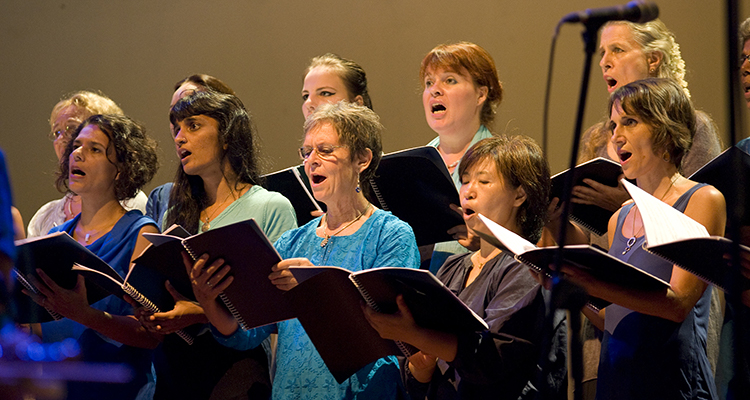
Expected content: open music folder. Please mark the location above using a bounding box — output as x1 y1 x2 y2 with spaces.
624 179 750 294
474 213 670 311
550 157 625 235
286 266 488 383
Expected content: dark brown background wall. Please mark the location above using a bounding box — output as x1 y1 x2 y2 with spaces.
1 0 747 225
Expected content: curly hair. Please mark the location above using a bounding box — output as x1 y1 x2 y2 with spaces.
458 135 550 243
604 20 690 98
166 90 262 233
608 78 695 169
50 91 124 127
303 101 383 186
419 42 503 128
305 53 373 110
56 114 158 201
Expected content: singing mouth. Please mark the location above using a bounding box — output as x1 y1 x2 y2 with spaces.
463 207 476 218
178 149 192 159
605 76 617 90
71 167 86 176
431 103 446 114
618 150 632 163
311 174 326 184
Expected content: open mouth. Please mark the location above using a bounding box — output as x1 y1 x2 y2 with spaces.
311 174 326 184
463 207 476 217
605 77 617 90
178 149 192 159
71 168 86 177
431 103 446 114
618 150 632 163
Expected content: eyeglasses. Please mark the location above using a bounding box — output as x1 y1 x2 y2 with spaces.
49 121 82 141
740 53 750 68
298 144 346 160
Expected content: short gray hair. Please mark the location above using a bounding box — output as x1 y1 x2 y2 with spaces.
303 101 383 183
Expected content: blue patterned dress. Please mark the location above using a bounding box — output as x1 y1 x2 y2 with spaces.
214 209 420 399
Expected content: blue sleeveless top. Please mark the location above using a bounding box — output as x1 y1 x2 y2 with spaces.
598 183 717 400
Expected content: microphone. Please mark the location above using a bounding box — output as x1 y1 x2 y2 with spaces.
562 1 659 25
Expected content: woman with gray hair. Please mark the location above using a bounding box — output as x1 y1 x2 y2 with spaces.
574 19 723 213
190 101 420 399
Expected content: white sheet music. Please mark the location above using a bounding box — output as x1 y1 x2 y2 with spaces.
622 179 708 247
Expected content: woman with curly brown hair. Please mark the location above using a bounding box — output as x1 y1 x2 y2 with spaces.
27 91 149 238
24 113 160 400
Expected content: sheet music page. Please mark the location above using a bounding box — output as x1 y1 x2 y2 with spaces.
477 213 537 255
622 179 708 246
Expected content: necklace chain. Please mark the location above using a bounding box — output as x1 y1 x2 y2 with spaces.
201 190 236 233
471 249 500 270
437 145 463 170
320 204 372 247
622 175 679 255
75 208 125 244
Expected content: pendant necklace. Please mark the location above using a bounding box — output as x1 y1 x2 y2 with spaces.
470 248 501 270
320 203 372 247
201 190 235 233
622 175 678 255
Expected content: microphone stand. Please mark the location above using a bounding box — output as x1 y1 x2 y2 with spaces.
544 21 604 400
724 0 750 395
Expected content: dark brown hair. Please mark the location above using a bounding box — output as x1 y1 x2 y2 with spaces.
166 90 262 234
458 135 550 243
57 114 158 201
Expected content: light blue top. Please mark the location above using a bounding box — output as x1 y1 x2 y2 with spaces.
194 184 297 243
213 209 420 400
426 125 493 273
155 183 297 399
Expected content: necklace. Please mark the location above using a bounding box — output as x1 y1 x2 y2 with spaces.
320 203 372 247
437 145 462 170
65 194 81 219
201 190 235 233
76 210 125 244
470 249 501 270
622 175 679 255
77 227 99 244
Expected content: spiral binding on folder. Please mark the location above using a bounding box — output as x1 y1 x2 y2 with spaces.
220 292 249 331
570 215 606 236
349 275 413 358
183 243 199 261
13 269 63 321
368 179 389 211
122 282 194 345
